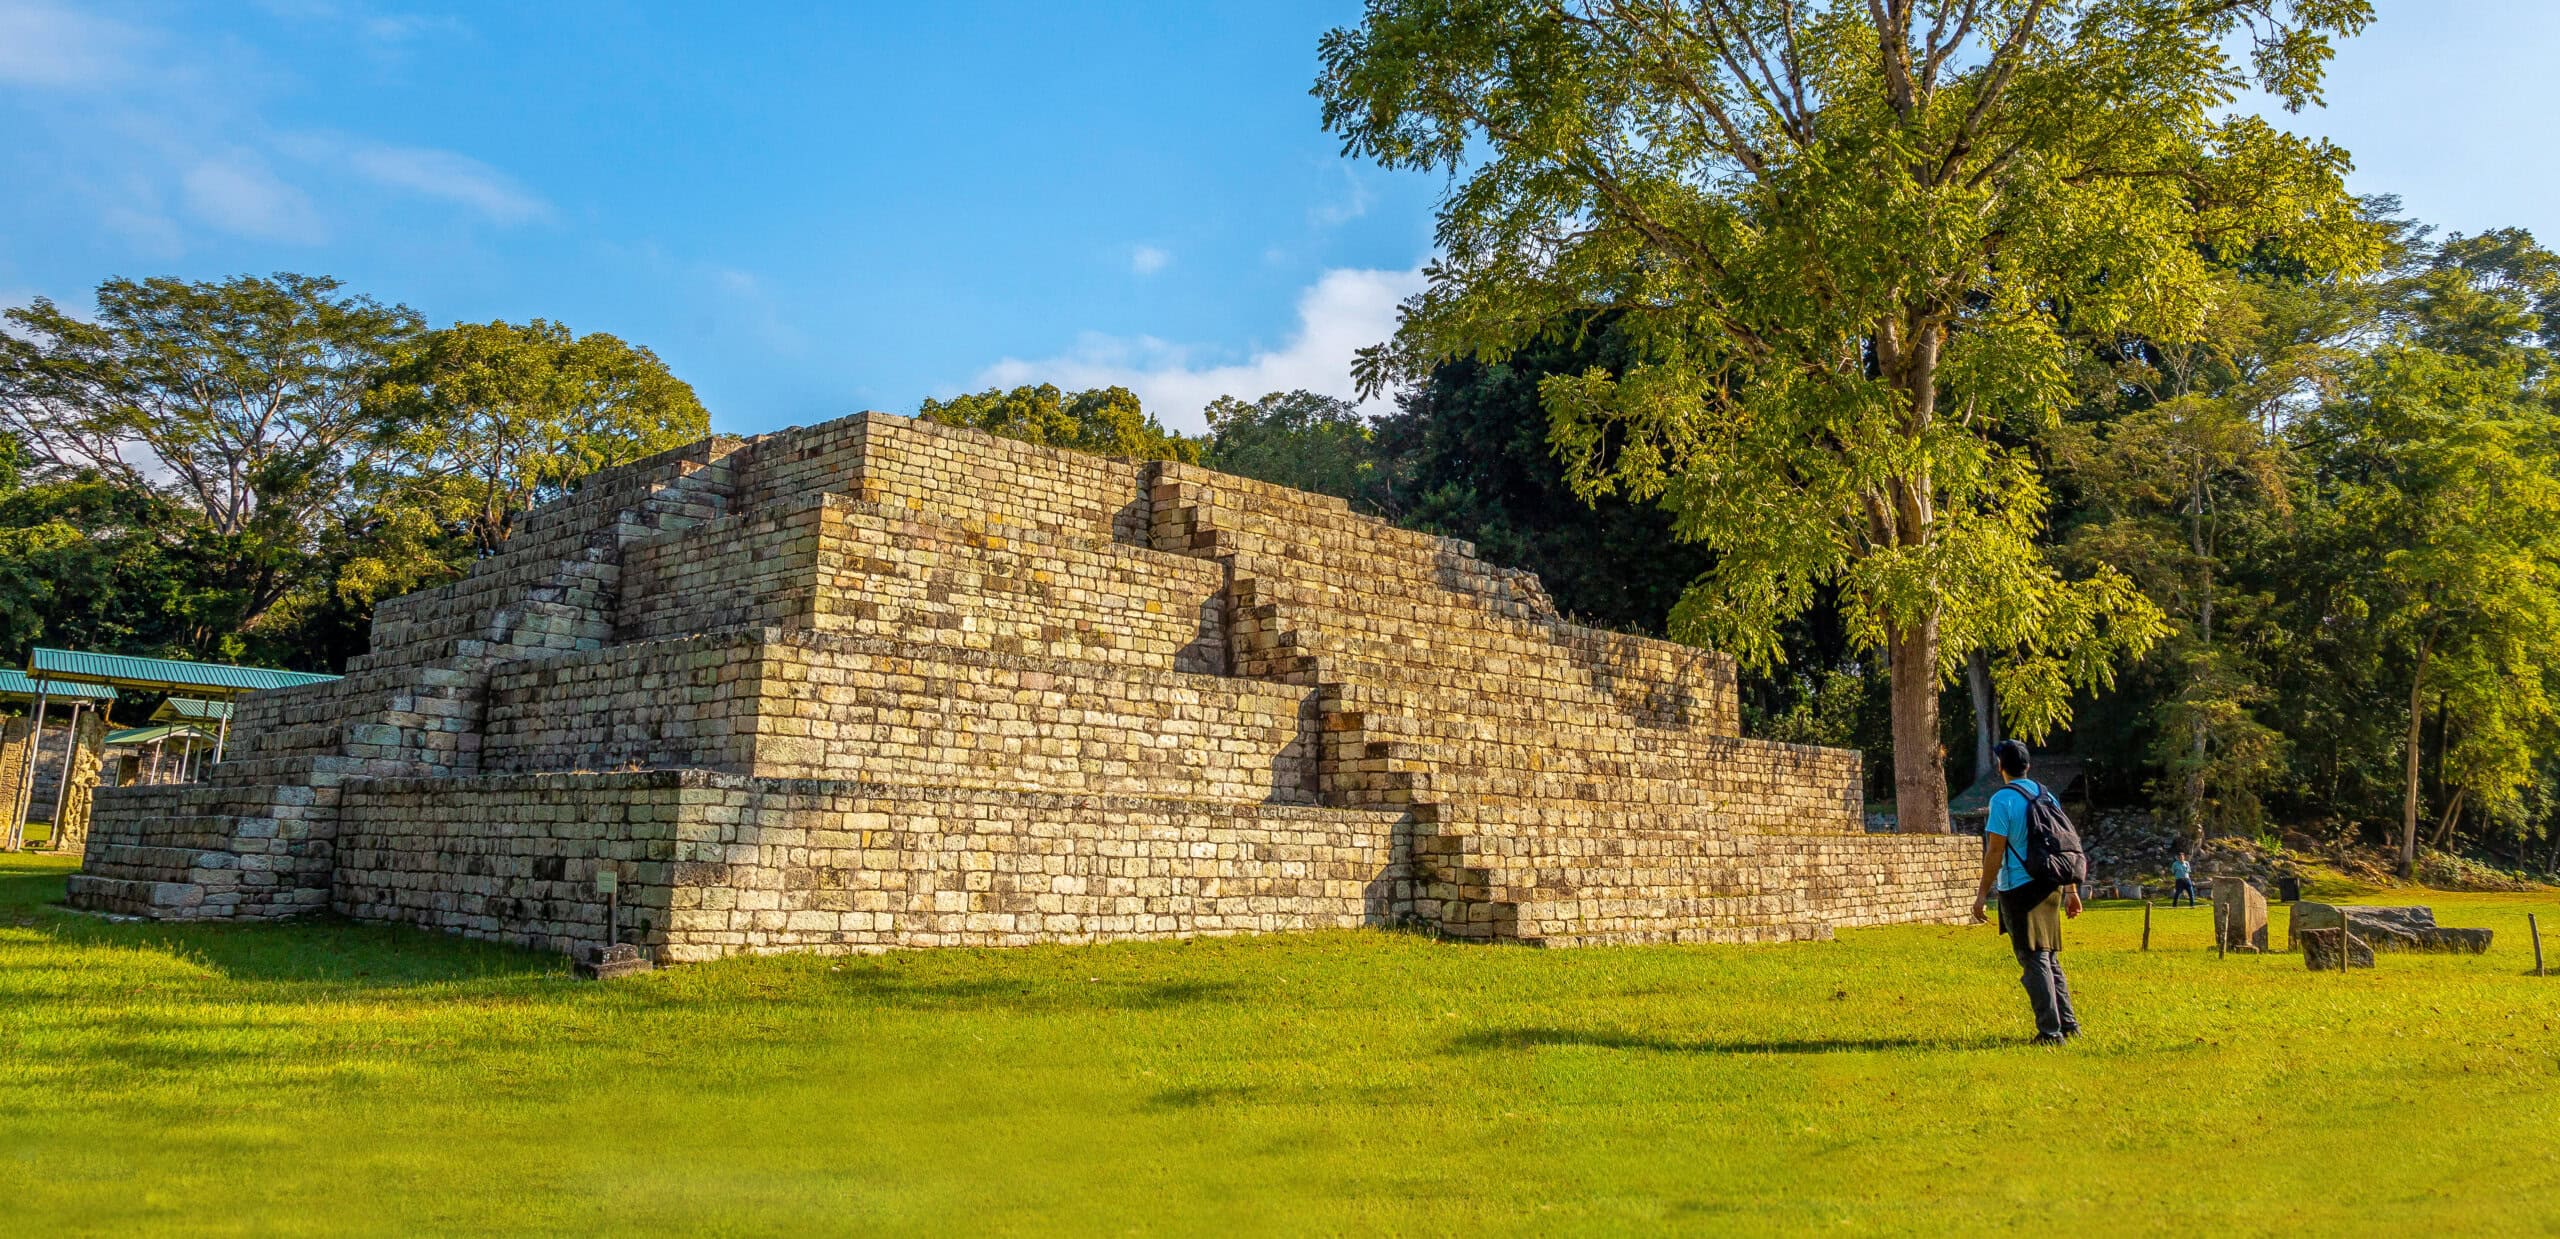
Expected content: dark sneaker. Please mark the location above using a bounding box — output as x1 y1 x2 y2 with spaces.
2029 1033 2070 1046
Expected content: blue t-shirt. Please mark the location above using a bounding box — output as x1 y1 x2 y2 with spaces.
1985 779 2046 893
2171 857 2190 879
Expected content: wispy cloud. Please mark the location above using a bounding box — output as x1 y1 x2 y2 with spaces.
1130 244 1172 276
1311 167 1374 227
252 0 463 46
973 264 1423 433
183 154 325 243
0 1 534 251
0 1 139 89
328 138 551 224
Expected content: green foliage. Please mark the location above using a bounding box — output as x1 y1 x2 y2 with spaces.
0 277 709 671
362 319 710 561
5 852 2555 1233
921 383 1202 463
1378 330 1724 634
0 273 423 643
1202 391 1391 511
0 437 211 660
1318 1 2377 824
2307 232 2560 871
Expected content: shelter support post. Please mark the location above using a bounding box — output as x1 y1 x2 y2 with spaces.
47 701 85 846
6 686 44 852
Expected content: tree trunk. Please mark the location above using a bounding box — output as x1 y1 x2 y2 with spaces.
1965 650 1996 786
2429 784 2466 849
2187 470 2212 846
2399 637 2432 879
1891 615 1950 834
1880 318 1946 834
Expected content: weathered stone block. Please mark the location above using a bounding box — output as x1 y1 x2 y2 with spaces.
2214 878 2270 952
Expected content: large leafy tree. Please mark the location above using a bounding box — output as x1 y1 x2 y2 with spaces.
1318 0 2375 831
2057 270 2361 841
1204 390 1396 512
1376 328 1720 633
362 320 710 559
2308 230 2560 876
0 273 422 638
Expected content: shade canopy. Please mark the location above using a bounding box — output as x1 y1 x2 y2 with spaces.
0 669 117 705
105 723 216 747
26 648 337 697
151 697 236 724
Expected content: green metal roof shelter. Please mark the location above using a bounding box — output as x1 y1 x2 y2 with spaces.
151 697 235 725
0 669 116 704
106 722 216 747
0 668 114 852
27 648 337 696
8 650 340 851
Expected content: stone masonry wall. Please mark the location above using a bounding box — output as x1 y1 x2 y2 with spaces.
330 770 1410 960
76 406 1973 959
482 629 1318 803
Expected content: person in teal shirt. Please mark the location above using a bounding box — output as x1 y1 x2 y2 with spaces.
1970 740 2083 1044
2170 851 2196 907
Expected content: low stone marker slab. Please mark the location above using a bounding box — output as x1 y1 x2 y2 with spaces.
576 942 654 980
2286 903 2492 954
2301 926 2373 971
2213 877 2269 952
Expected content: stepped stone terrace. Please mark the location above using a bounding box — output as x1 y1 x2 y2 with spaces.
69 412 1972 961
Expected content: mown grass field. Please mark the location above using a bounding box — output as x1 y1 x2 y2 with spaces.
3 852 2555 1236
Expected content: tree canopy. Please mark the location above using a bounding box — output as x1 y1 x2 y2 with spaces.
921 383 1201 462
1318 0 2377 831
0 276 708 669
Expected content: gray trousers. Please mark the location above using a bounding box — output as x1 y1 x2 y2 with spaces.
2000 885 2081 1039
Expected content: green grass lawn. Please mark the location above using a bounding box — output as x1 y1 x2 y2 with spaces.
3 853 2555 1237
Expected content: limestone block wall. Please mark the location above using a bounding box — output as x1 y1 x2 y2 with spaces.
328 771 1410 960
67 780 338 919
650 774 1411 960
481 629 1320 804
335 773 686 957
1155 466 1738 732
745 633 1314 800
481 632 765 773
734 412 1153 544
621 493 1227 671
616 498 829 642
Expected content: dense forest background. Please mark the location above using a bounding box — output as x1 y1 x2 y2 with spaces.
4 201 2557 878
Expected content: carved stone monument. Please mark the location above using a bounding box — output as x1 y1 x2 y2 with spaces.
2214 877 2270 952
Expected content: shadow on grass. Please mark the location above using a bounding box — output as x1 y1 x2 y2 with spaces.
1448 1026 2011 1056
821 970 1248 1014
1145 1084 1261 1110
1 863 565 991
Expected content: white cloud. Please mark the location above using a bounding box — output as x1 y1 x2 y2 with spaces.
0 1 136 89
1130 244 1171 276
1311 168 1374 227
183 155 324 242
974 264 1425 433
336 140 551 224
2 4 533 252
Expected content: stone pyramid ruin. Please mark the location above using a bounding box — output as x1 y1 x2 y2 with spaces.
71 413 1971 961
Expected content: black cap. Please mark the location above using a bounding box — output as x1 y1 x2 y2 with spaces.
1993 739 2031 777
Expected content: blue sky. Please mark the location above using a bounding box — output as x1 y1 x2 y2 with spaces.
2 1 2552 436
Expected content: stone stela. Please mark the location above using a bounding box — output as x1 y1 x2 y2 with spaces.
69 413 1975 962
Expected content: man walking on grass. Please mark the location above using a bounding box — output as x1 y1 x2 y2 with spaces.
1970 740 2084 1044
